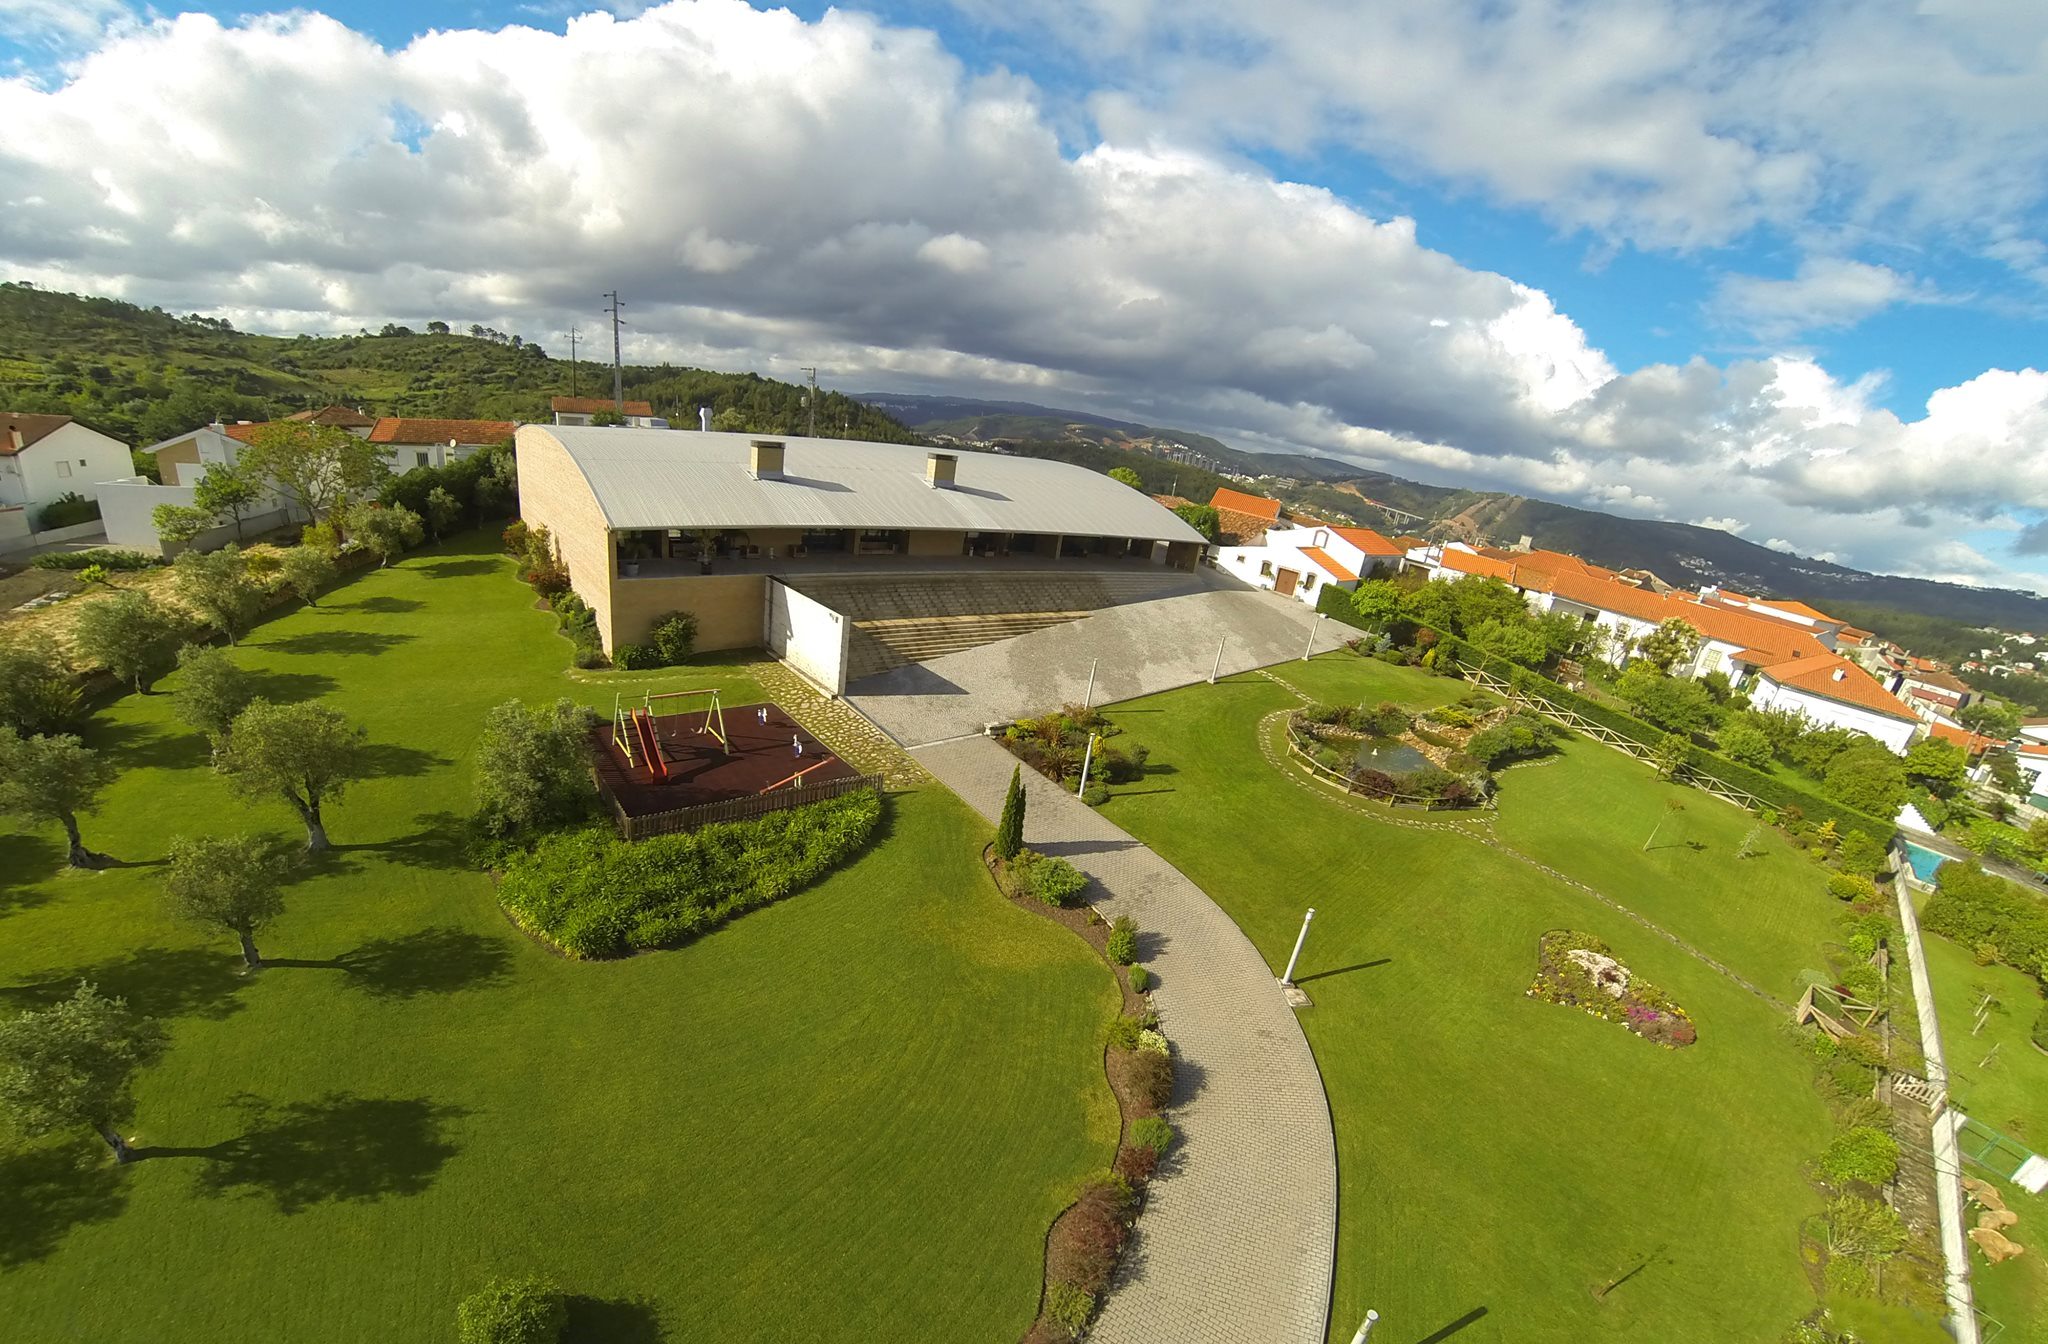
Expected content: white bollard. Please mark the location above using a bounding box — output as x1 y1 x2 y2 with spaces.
1084 657 1098 709
1281 907 1316 985
1349 1310 1379 1343
1078 733 1097 796
1209 638 1226 684
1302 612 1326 661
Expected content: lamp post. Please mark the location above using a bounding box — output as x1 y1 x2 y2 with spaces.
1078 732 1098 797
1302 613 1325 661
1349 1310 1380 1343
1084 657 1098 709
1280 907 1316 986
1209 637 1226 684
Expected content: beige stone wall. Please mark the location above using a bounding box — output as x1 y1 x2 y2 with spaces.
514 426 618 645
906 529 966 557
612 574 766 652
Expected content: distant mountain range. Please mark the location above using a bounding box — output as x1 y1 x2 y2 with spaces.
857 392 2048 633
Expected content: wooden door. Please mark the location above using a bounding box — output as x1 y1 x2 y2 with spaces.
1275 568 1299 596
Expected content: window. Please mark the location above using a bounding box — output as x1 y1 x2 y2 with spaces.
55 461 70 477
1259 560 1273 577
416 451 430 467
1303 573 1317 592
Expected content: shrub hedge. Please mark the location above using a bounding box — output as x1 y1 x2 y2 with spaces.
1437 636 1895 840
1921 860 2048 984
31 546 161 571
498 789 882 957
35 491 100 530
1011 848 1089 907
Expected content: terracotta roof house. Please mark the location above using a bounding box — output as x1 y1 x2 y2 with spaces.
0 412 132 550
285 405 377 429
1205 485 1287 546
369 418 517 471
1218 523 1406 604
550 396 659 428
1747 653 1920 754
1928 721 1999 756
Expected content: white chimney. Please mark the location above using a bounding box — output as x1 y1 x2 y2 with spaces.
1833 668 1846 681
7 426 21 452
925 452 957 490
750 439 786 480
699 405 712 432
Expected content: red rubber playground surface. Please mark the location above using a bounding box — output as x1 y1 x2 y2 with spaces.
591 701 857 817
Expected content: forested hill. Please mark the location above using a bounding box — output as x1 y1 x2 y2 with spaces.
0 282 916 447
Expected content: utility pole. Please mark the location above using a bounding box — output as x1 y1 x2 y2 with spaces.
801 366 818 437
567 327 580 398
602 290 625 410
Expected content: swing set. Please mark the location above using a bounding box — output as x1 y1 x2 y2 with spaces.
612 688 731 782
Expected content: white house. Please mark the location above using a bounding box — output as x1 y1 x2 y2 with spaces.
550 396 659 428
2015 743 2048 806
1219 523 1406 603
0 413 131 549
367 418 518 472
1746 653 1921 754
2021 717 2048 746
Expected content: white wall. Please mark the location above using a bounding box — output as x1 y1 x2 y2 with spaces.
765 578 851 695
1750 677 1919 754
17 423 130 514
97 477 297 556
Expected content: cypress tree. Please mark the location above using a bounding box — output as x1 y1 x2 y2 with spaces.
995 765 1026 860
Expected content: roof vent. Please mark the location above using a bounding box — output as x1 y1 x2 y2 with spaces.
925 452 957 490
750 439 786 481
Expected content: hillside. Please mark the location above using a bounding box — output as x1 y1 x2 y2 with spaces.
0 282 916 448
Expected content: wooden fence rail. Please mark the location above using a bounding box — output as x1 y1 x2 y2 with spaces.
1284 724 1492 812
1457 662 1766 814
601 772 884 841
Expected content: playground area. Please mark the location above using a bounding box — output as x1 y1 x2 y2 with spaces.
593 690 863 830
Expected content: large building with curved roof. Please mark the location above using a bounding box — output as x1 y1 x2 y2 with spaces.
515 426 1208 660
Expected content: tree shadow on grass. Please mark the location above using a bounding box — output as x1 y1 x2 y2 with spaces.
263 630 415 657
564 1295 666 1343
358 742 450 778
0 832 59 917
338 927 512 1000
416 558 499 579
0 946 250 1022
342 596 424 613
241 668 340 704
189 1093 468 1214
86 719 211 773
0 1140 129 1268
335 810 470 870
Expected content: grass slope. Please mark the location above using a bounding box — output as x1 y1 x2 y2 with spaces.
1097 657 1837 1343
0 534 1117 1342
1916 926 2048 1341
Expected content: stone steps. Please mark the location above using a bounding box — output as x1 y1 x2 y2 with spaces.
847 611 1095 680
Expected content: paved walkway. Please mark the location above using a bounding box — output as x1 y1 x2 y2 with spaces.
915 735 1336 1344
850 587 1333 747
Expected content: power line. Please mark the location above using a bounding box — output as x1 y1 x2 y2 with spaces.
602 291 626 410
567 327 580 398
800 365 818 437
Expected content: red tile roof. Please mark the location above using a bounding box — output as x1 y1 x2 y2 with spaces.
1209 486 1281 520
1 413 72 455
1905 667 1971 694
221 421 272 444
2019 742 2048 758
1757 654 1919 722
368 418 517 445
552 396 655 417
1929 722 1998 755
1298 546 1359 582
1749 596 1840 623
1331 526 1405 557
285 405 376 428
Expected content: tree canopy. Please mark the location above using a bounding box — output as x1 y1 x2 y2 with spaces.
214 700 371 851
0 729 120 867
472 698 598 836
162 834 290 969
173 544 263 644
0 982 166 1162
169 644 254 746
238 422 389 528
345 501 424 567
72 590 185 692
0 640 81 737
1823 745 1909 820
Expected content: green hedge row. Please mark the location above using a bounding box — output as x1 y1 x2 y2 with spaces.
499 789 882 958
1316 582 1374 631
1922 860 2048 984
1436 636 1896 841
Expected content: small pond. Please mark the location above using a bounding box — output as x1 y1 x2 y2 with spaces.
1351 736 1430 775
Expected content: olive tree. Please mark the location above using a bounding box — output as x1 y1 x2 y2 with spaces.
237 421 389 530
214 700 370 851
0 640 80 737
345 501 424 568
278 543 338 607
162 834 288 969
0 982 165 1163
473 698 598 836
0 729 119 867
1107 466 1143 489
72 590 185 692
169 644 254 748
173 544 263 645
424 485 463 541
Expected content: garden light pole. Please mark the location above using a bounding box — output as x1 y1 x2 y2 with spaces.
1209 637 1225 684
1280 906 1315 986
1349 1310 1380 1344
1302 613 1325 661
1078 732 1098 796
1084 657 1098 709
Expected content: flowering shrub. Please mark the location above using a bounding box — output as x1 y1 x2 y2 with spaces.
1529 929 1696 1048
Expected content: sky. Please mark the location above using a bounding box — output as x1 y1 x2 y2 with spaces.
2 1 2047 594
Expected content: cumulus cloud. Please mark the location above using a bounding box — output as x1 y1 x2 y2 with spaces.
1711 258 1951 341
1 1 2046 593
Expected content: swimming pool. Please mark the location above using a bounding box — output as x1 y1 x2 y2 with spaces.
1903 839 1948 884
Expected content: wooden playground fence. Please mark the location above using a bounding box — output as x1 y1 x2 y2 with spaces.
599 770 883 841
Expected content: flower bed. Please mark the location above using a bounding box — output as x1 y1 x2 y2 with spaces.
1527 929 1696 1048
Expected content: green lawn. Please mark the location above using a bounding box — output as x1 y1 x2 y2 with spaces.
0 535 1119 1342
1916 922 2048 1342
1098 656 1845 1344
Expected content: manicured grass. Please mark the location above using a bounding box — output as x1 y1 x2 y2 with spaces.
1098 655 1838 1344
0 535 1119 1342
1916 923 2048 1342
